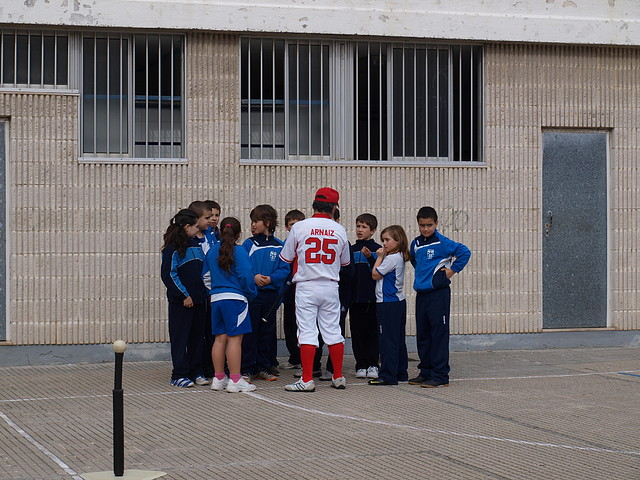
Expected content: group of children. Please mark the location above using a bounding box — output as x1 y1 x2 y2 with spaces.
160 198 471 393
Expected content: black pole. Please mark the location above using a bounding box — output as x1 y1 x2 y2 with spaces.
113 342 125 477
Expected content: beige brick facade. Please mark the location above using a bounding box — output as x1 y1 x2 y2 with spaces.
1 33 638 345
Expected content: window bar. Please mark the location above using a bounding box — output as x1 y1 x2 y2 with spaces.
413 44 417 160
0 29 4 85
93 35 97 154
120 36 124 155
40 33 44 88
470 47 474 162
284 41 289 160
26 33 31 87
13 32 18 86
379 42 383 161
320 43 323 157
402 44 406 160
53 33 58 86
170 36 174 156
296 42 300 158
307 42 311 158
246 40 251 159
386 44 393 162
259 39 263 161
458 47 462 161
367 43 371 161
436 46 440 158
1 32 4 85
425 46 429 160
272 40 276 160
145 36 150 159
354 44 359 161
157 36 161 158
106 36 110 154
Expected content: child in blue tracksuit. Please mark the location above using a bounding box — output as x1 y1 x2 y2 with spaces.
409 206 471 388
350 213 382 379
202 217 258 393
203 199 221 247
161 209 210 388
241 205 290 381
368 225 410 386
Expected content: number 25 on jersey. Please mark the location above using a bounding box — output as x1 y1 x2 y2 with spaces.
305 237 338 264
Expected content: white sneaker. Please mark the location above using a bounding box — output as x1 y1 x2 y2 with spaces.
284 378 316 392
355 369 367 378
225 377 256 393
319 370 333 381
194 375 211 386
210 376 228 391
281 362 301 370
366 366 379 379
331 376 347 389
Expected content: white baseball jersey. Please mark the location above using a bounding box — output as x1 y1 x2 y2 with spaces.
279 214 351 283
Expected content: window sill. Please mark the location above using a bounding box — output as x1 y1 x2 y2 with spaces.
78 157 188 165
239 159 486 167
0 87 79 95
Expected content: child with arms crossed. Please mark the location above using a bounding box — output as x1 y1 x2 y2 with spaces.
368 225 410 386
241 205 290 381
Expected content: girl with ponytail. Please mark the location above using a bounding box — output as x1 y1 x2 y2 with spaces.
160 209 210 388
202 217 258 393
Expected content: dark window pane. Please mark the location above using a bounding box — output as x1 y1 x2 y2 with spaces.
2 34 15 84
16 35 28 84
43 36 55 85
56 36 68 85
29 35 42 85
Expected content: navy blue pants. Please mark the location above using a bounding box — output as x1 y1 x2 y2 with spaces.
349 302 379 370
168 301 206 380
376 300 408 384
415 287 451 384
242 290 278 374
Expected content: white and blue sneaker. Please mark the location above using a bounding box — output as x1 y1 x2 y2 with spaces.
170 377 194 388
284 378 316 392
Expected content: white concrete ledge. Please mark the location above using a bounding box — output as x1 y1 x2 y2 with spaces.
1 0 640 46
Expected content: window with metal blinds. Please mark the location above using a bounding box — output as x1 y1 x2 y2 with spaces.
81 33 184 160
241 39 482 163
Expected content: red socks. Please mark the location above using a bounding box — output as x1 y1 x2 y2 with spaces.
300 344 316 383
328 343 344 379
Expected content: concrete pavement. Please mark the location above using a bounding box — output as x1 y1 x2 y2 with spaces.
1 347 639 479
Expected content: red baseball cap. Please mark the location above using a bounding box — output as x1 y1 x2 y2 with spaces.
314 187 340 205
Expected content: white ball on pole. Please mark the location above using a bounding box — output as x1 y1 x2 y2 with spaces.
113 340 127 354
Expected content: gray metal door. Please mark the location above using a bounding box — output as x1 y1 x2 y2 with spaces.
542 131 608 329
0 122 5 340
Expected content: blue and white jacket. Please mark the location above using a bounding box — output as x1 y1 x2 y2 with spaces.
242 234 291 293
351 238 381 304
375 252 406 303
161 239 208 305
202 243 258 301
410 230 471 293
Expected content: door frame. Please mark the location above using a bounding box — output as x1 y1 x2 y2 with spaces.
540 127 612 330
0 119 8 342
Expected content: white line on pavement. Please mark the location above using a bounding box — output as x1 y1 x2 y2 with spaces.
246 392 640 457
0 410 84 480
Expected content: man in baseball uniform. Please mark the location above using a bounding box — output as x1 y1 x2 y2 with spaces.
279 188 351 392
